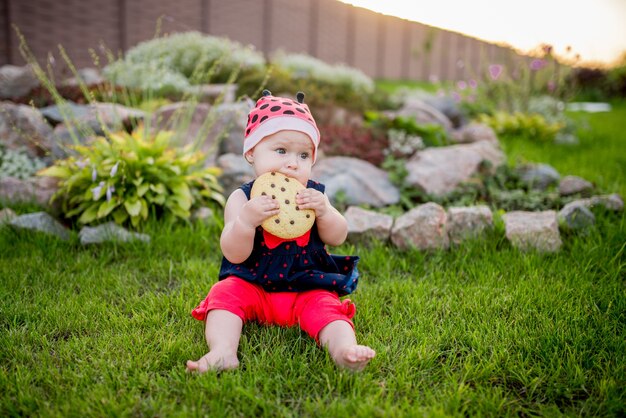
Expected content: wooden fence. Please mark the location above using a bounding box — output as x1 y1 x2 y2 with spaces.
1 0 529 81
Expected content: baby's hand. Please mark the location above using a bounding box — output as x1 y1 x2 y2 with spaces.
296 188 330 218
239 195 280 228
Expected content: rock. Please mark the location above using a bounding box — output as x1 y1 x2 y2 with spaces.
0 65 39 99
191 206 216 223
151 100 251 167
10 212 70 240
216 153 255 197
560 193 624 213
345 206 393 244
558 203 595 231
0 101 54 158
405 140 506 197
312 156 400 207
446 205 493 244
0 207 17 224
390 202 449 250
517 163 560 191
451 122 498 144
558 175 594 196
183 84 237 103
40 101 145 135
62 68 104 87
386 97 454 132
78 222 150 245
421 94 465 128
0 176 59 210
502 210 562 252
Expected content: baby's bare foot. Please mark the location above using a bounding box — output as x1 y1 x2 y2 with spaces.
334 345 376 371
186 351 239 373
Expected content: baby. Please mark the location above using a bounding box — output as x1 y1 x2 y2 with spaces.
187 90 375 372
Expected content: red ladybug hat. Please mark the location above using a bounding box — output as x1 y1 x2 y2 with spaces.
244 90 320 162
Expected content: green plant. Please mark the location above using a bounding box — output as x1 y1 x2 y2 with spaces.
0 145 46 180
39 126 224 228
365 111 449 151
478 111 563 142
103 31 265 97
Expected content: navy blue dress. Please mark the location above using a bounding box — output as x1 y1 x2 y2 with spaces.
218 180 359 296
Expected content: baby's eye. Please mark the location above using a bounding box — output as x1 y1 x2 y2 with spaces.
299 152 310 160
275 148 286 154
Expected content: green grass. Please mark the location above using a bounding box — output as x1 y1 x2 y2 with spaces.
498 100 626 199
1 105 625 417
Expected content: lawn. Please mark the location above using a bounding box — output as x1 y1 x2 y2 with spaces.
1 103 625 417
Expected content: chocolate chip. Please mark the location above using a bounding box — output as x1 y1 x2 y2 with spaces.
271 183 275 188
281 187 285 192
290 220 295 225
272 195 276 199
295 206 300 211
274 219 280 224
285 199 290 204
306 214 310 218
284 178 290 182
261 192 267 196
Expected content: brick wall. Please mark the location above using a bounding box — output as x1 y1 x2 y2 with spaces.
1 0 524 82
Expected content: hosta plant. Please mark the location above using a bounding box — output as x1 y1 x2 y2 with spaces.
39 126 224 229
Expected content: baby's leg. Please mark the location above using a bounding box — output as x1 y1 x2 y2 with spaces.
318 320 376 371
186 309 242 373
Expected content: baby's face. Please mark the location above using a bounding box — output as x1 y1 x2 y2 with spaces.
246 130 314 186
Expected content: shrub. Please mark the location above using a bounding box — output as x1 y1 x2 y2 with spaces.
365 111 449 154
103 32 266 96
478 111 563 142
39 126 224 229
0 145 46 180
318 124 388 166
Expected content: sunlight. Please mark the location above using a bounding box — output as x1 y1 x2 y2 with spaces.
339 0 626 66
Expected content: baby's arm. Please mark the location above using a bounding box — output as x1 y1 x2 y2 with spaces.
220 189 280 263
296 189 347 246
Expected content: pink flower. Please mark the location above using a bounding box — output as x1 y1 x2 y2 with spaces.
488 64 503 80
530 59 546 71
451 92 461 103
456 80 467 90
469 79 478 89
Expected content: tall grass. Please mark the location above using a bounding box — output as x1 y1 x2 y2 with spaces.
1 104 624 416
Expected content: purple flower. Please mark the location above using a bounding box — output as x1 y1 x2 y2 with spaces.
106 185 115 202
488 64 503 80
530 59 546 71
92 166 97 182
92 181 105 199
110 161 119 177
456 80 468 90
469 79 478 89
451 92 462 103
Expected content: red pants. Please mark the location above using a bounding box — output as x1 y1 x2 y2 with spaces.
192 276 356 342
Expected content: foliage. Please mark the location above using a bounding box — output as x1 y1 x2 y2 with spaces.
39 126 224 229
272 52 374 95
566 51 626 101
318 124 388 166
365 111 449 154
103 32 265 96
0 145 46 180
478 111 563 142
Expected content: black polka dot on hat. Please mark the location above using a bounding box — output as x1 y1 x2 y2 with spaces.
283 110 295 115
260 104 269 110
296 108 305 113
251 114 258 123
270 106 281 112
260 115 268 122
